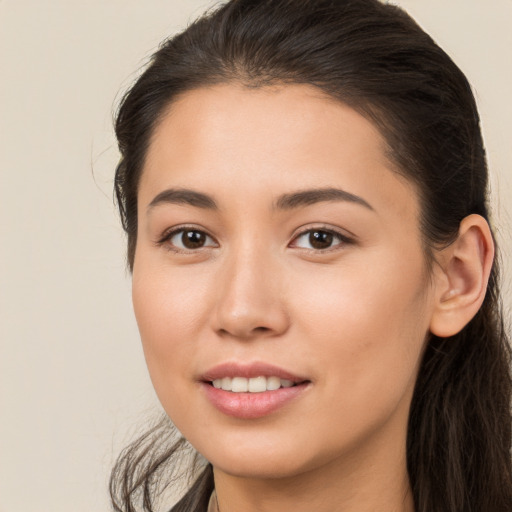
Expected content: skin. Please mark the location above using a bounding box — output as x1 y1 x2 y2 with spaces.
132 83 477 512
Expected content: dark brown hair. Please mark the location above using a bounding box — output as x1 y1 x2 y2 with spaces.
111 1 512 510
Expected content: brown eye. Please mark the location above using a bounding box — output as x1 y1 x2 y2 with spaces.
292 228 352 251
308 230 334 249
182 230 206 249
167 229 216 251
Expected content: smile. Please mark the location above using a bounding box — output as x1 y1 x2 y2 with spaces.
211 376 296 393
201 362 310 419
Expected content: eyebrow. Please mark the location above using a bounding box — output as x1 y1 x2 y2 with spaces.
147 186 374 213
274 187 374 211
147 188 218 212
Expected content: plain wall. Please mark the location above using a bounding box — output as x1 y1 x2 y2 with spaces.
1 1 510 511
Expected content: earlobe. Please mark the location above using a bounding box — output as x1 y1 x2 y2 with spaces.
429 214 494 338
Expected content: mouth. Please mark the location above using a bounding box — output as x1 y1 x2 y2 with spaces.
200 362 310 419
209 376 305 393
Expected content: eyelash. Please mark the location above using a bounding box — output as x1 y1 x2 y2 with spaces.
155 225 218 254
155 225 355 254
290 226 355 252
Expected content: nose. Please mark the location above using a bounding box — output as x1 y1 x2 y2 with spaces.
212 248 290 340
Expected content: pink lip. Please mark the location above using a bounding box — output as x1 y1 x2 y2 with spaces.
200 362 310 420
201 361 307 382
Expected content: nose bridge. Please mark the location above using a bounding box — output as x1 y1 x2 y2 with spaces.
214 236 289 339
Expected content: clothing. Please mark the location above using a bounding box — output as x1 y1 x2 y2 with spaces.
207 491 219 512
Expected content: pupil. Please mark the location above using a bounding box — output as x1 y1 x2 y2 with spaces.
182 230 205 249
309 230 333 249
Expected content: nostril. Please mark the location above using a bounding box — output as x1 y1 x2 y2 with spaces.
214 300 290 339
254 326 271 333
217 325 271 338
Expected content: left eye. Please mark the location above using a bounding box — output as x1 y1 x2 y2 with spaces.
168 229 217 250
292 229 349 250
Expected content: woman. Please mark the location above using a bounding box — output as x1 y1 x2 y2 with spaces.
110 0 512 511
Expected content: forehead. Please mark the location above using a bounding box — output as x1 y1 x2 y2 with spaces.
145 83 388 172
140 83 417 221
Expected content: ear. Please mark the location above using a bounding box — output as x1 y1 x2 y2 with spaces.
429 214 494 338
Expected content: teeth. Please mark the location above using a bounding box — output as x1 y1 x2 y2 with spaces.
211 376 298 392
267 376 281 391
231 377 248 392
221 377 232 391
248 376 266 392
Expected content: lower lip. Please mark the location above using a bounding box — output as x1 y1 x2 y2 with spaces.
202 382 309 419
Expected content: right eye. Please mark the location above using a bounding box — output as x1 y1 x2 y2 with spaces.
161 228 217 251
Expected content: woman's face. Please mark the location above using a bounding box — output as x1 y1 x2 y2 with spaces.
133 84 436 479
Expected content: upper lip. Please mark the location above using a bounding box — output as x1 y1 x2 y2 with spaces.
201 361 309 383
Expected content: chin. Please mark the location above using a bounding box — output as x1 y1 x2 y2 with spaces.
211 454 309 480
197 435 328 481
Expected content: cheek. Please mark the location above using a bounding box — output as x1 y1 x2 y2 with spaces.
297 251 428 329
131 255 214 390
133 252 211 330
292 250 431 393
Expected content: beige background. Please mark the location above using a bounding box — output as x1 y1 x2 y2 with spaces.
0 1 510 511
